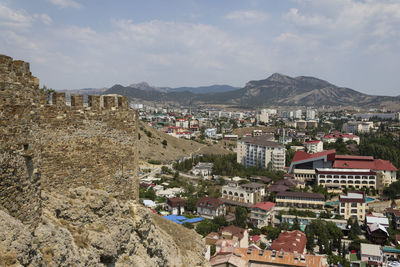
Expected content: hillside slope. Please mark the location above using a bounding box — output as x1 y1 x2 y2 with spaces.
138 122 231 163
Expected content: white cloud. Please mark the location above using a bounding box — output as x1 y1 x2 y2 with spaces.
225 10 269 23
0 3 32 29
46 0 83 9
33 14 53 25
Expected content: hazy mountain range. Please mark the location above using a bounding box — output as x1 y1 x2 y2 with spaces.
65 73 400 107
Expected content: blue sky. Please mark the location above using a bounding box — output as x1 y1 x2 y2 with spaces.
1 0 400 95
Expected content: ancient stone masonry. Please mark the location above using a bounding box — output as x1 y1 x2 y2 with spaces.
0 55 138 226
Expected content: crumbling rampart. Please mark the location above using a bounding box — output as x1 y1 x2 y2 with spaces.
0 55 138 226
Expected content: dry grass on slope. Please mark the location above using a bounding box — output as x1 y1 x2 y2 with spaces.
137 122 233 163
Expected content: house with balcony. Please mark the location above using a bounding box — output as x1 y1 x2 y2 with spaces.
196 197 226 219
360 243 383 265
250 201 275 227
221 182 266 205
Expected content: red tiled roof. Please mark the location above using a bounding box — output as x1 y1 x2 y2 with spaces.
270 230 307 254
303 140 321 144
335 155 374 161
252 202 275 211
292 149 336 163
251 235 261 242
333 159 398 171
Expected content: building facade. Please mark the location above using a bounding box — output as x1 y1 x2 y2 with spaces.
237 136 285 171
221 182 266 204
275 191 325 209
250 202 275 227
316 168 377 192
339 192 367 221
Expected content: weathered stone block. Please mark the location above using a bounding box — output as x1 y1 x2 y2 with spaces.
71 94 84 107
52 92 66 107
88 95 100 109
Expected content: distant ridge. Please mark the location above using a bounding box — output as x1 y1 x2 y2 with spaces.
99 73 400 107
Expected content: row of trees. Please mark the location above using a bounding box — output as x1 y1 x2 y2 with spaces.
173 153 284 181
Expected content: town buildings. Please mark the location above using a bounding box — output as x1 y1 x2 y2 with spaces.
250 201 275 227
339 192 367 220
271 230 307 254
275 192 325 209
221 182 266 205
303 140 323 153
166 197 186 215
237 136 286 170
196 197 226 219
360 243 383 265
192 162 214 179
316 168 377 192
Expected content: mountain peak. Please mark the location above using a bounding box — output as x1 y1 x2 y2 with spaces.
266 73 294 83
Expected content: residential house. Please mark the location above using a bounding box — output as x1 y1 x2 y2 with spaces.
196 197 226 219
219 225 249 248
191 162 213 179
367 223 389 245
166 197 185 215
360 243 383 266
250 201 276 227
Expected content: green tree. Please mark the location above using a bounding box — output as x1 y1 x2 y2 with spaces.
195 220 219 237
182 222 194 229
234 207 248 228
186 196 198 212
212 216 228 228
261 226 281 241
161 139 168 146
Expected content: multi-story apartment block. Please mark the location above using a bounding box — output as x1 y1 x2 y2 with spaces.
237 136 285 171
306 109 316 120
303 140 323 153
221 182 266 204
316 168 377 192
339 192 367 221
342 121 373 133
295 109 302 119
275 191 325 209
257 109 269 124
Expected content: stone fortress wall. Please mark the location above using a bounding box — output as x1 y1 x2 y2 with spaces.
0 55 138 226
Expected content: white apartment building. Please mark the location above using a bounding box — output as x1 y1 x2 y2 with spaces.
257 109 269 124
306 109 316 120
303 140 323 153
295 109 302 119
237 136 285 171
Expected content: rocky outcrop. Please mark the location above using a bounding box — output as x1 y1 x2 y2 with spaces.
0 187 207 267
